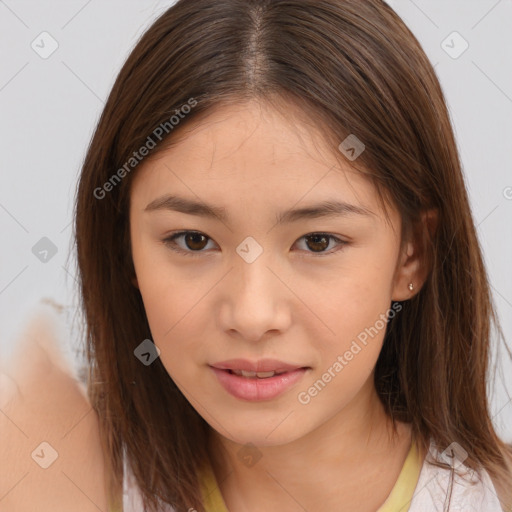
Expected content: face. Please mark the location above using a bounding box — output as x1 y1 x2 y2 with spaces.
129 99 410 447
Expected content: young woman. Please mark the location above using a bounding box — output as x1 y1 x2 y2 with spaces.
74 1 512 510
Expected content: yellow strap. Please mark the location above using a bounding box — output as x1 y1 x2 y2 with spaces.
377 439 422 512
199 460 229 512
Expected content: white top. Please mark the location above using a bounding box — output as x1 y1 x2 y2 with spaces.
123 440 504 511
407 442 504 511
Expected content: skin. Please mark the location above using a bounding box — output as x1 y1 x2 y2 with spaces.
129 99 432 511
0 304 108 512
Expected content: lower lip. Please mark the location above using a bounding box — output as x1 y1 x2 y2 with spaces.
210 367 308 401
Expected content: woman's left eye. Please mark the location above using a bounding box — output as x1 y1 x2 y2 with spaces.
162 231 347 257
294 233 347 255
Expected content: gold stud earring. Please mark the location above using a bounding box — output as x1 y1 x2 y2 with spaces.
408 283 414 291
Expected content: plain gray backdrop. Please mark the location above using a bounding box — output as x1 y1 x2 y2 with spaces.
0 0 511 441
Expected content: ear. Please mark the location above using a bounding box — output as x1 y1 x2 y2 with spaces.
391 208 438 301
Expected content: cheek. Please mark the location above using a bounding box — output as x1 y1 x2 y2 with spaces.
137 274 203 348
131 233 197 334
136 279 206 388
306 258 396 395
317 266 393 349
299 285 390 412
132 254 212 380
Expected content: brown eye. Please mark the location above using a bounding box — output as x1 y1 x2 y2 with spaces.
183 232 208 250
162 231 215 256
304 234 330 252
294 233 347 255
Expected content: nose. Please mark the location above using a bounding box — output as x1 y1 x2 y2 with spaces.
219 252 292 343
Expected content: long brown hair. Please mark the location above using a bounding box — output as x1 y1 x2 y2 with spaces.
74 1 512 510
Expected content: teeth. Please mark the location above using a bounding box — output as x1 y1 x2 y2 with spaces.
231 369 280 378
255 371 276 378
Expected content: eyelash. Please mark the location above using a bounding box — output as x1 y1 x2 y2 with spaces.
161 230 348 258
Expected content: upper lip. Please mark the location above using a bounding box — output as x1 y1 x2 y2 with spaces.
210 358 308 373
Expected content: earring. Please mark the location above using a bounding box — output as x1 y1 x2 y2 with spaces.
408 283 414 291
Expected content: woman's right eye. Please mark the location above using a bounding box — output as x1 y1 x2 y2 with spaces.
162 231 217 257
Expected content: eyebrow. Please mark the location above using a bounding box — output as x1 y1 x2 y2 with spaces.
144 194 375 225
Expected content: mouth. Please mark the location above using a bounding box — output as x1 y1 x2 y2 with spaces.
209 364 310 401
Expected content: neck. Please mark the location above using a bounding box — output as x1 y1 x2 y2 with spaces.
206 379 413 512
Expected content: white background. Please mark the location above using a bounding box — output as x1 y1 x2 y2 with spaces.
0 0 511 441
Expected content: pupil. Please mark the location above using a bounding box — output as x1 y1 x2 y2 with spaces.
307 234 328 252
186 233 207 250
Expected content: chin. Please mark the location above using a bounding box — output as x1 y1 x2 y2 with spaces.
210 413 310 448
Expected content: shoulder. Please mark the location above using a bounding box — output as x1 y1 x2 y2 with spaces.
0 304 108 511
409 440 504 512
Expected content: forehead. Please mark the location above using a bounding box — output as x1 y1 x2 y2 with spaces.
130 100 393 224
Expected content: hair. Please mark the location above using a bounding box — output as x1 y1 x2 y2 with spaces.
74 0 512 510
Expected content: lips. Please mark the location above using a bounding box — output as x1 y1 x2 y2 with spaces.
209 359 311 400
210 364 309 401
